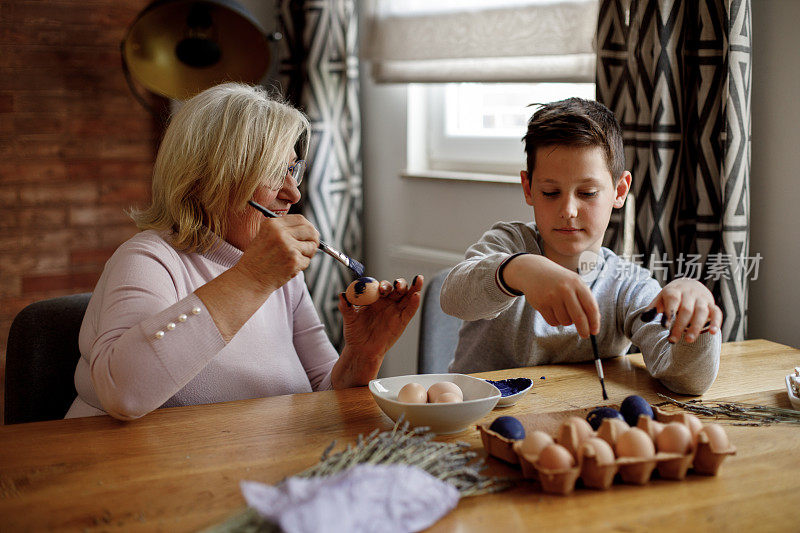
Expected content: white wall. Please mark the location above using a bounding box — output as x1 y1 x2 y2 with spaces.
360 0 800 379
748 0 800 349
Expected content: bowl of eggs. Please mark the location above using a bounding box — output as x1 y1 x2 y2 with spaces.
368 373 502 434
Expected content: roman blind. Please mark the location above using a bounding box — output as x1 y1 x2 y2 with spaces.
364 0 599 83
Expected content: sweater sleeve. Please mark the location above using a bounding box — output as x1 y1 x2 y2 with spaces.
440 222 533 321
79 239 228 420
290 275 338 391
619 275 721 395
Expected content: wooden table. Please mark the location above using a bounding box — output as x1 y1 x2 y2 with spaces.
1 339 798 532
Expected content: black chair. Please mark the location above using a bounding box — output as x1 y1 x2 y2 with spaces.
4 293 91 424
417 269 462 374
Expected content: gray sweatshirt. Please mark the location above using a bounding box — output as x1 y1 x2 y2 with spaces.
440 221 720 395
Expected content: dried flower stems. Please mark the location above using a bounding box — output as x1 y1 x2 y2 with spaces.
656 393 800 426
296 417 512 496
203 417 512 533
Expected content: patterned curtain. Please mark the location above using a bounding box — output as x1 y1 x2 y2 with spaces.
276 0 362 348
597 0 752 341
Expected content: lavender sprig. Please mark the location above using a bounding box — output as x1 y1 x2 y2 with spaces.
204 417 512 533
656 393 800 426
295 416 512 495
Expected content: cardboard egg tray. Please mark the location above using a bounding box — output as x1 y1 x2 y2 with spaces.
477 405 736 495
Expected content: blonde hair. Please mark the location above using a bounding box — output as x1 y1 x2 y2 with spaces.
130 83 310 252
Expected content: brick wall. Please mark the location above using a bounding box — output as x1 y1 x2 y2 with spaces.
0 0 161 417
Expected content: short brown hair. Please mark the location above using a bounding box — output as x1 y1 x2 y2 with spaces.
523 97 624 182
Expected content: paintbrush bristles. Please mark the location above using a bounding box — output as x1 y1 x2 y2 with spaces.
349 258 365 278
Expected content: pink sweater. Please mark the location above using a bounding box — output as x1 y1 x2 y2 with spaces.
66 230 337 420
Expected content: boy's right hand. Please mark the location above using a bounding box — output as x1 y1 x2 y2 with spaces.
502 254 600 338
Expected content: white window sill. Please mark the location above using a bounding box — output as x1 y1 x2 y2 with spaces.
401 169 520 185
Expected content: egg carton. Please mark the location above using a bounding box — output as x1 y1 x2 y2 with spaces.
477 405 736 495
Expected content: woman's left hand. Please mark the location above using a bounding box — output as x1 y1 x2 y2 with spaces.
331 275 424 389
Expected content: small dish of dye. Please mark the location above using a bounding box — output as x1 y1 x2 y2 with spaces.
485 377 533 407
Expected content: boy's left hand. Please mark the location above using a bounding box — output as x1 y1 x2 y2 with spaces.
647 278 723 344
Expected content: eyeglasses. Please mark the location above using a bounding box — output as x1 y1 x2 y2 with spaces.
287 160 306 185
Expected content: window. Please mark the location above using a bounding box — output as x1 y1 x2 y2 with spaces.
366 0 600 180
408 82 596 178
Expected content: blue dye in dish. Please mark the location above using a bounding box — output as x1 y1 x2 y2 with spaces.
485 377 533 397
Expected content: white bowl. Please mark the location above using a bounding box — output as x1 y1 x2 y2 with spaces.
369 373 501 434
786 374 800 410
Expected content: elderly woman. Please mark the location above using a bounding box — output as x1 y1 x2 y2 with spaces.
66 83 422 420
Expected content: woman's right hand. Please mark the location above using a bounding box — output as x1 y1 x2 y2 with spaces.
196 214 319 342
234 215 320 294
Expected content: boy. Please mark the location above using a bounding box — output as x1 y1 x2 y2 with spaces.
440 98 722 395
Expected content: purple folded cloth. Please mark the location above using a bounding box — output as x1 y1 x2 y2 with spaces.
241 463 460 533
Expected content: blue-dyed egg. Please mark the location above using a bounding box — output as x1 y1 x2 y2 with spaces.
345 277 380 305
585 407 625 431
488 416 526 440
620 395 654 426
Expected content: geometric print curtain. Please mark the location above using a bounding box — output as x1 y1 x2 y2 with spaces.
597 0 752 341
277 0 363 348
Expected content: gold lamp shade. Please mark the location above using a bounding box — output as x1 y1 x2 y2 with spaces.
122 0 271 101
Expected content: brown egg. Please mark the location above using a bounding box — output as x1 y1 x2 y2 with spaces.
427 382 464 403
435 392 462 403
578 437 616 465
615 428 656 458
636 417 665 441
537 443 575 470
519 431 554 457
699 423 730 451
655 422 693 454
557 416 594 445
345 277 380 306
397 382 427 404
597 417 629 449
676 412 703 442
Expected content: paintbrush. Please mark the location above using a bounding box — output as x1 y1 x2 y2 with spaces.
590 333 608 400
577 267 608 400
248 200 365 278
